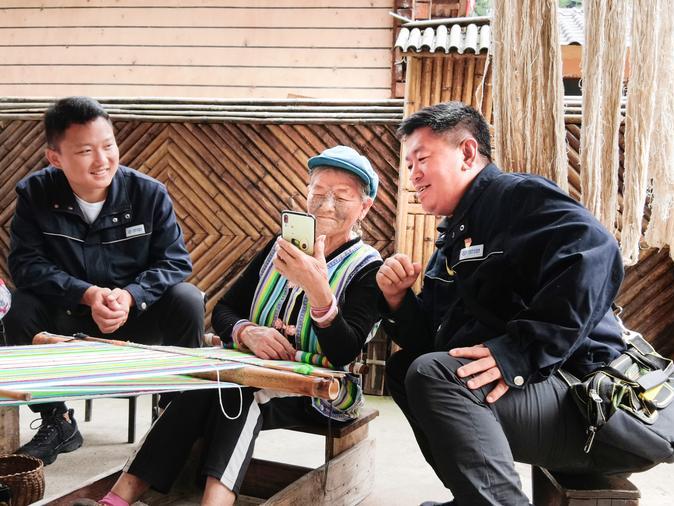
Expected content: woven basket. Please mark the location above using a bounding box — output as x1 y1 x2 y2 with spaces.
0 454 45 506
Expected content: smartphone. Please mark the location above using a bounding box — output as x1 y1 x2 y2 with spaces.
281 210 316 255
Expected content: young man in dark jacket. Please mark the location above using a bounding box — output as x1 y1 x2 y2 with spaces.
3 96 204 465
377 102 650 505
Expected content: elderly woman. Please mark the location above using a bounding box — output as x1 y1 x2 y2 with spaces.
85 145 383 506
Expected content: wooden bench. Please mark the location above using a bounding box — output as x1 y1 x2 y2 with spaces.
532 466 640 506
38 406 379 505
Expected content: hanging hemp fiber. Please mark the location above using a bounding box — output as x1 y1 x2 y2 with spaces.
621 0 663 265
579 0 628 233
492 0 568 191
643 0 674 259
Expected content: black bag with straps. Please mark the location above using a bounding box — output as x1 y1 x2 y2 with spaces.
559 318 674 467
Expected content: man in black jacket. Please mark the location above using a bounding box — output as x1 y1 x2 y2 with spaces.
377 102 642 505
3 96 204 465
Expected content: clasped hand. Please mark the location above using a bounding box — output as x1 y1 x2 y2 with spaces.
450 344 509 403
82 286 133 334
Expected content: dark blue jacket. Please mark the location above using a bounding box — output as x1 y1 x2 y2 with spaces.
383 164 626 388
8 165 192 312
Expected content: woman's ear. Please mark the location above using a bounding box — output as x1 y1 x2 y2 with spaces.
360 197 374 220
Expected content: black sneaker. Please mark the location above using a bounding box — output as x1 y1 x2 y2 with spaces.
16 408 83 465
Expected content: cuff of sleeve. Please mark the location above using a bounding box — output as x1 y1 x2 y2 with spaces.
484 335 532 389
67 280 94 310
380 289 416 324
124 284 148 312
232 319 253 350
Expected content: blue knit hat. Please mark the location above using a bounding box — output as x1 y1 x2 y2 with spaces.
307 145 379 199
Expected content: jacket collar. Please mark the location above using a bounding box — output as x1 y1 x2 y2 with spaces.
99 166 131 217
50 166 131 218
437 163 501 245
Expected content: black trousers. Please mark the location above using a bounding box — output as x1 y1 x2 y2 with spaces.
125 389 339 495
2 282 205 414
386 350 650 506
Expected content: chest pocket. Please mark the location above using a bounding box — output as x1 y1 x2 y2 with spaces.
96 223 153 278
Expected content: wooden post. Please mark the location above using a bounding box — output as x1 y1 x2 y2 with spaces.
0 406 19 454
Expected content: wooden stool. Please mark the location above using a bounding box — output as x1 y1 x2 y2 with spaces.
532 466 640 506
41 406 379 505
237 406 379 504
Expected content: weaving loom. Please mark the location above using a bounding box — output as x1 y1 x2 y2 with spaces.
0 332 343 405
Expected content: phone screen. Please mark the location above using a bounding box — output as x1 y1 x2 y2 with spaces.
281 211 316 255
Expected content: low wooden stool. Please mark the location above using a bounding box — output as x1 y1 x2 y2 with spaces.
238 406 379 505
532 466 640 506
41 406 379 505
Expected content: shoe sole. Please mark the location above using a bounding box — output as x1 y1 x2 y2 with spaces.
38 431 84 465
56 430 84 454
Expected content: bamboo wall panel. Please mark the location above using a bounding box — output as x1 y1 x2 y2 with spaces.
395 52 674 358
0 0 394 99
0 119 399 333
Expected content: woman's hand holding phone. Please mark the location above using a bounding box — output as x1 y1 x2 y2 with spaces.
274 235 332 308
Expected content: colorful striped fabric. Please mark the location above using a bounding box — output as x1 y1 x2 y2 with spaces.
0 341 339 406
4 375 218 406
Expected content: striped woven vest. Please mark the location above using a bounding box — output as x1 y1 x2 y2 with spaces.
249 238 381 420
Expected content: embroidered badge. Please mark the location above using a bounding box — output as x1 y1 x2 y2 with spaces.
125 224 146 237
459 244 484 261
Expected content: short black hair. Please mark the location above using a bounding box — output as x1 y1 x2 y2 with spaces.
44 96 111 149
397 102 492 161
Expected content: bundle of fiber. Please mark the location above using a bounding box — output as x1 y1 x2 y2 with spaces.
621 0 665 265
492 0 568 191
579 0 628 234
643 1 674 260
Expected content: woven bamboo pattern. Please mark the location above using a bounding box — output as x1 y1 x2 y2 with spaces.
0 119 399 331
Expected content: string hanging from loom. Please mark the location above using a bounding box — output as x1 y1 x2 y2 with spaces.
215 367 243 421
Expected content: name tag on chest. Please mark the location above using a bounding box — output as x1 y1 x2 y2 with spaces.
125 224 145 237
459 244 484 260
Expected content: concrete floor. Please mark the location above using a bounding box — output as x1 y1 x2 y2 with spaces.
17 395 674 505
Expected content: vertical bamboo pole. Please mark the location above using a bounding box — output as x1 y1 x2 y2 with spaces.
463 56 477 106
482 57 494 124
451 56 465 102
412 214 425 292
395 55 422 254
431 57 443 105
423 214 437 272
420 57 434 107
443 55 456 103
